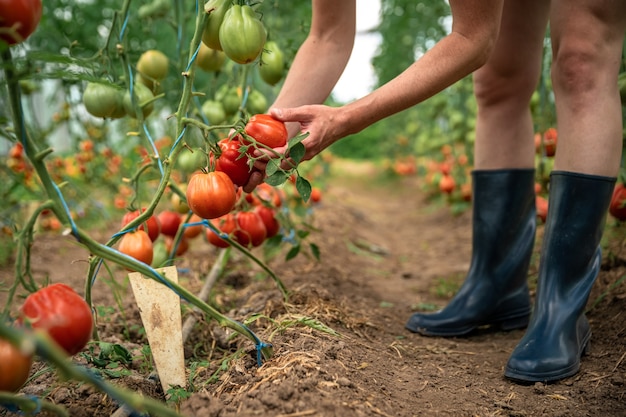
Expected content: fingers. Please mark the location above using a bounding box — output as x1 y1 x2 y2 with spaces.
242 169 265 193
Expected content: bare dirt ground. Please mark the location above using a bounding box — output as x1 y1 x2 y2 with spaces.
2 161 626 417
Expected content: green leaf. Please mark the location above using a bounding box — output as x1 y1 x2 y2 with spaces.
288 142 306 165
295 176 312 202
309 243 320 260
265 158 280 177
264 171 288 186
286 244 300 261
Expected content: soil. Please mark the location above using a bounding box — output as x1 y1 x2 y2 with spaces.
2 161 626 417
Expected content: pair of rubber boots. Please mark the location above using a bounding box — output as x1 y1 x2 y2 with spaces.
405 169 615 383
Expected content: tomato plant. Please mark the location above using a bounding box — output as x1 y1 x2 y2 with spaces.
259 41 285 86
164 235 189 257
215 137 252 186
83 82 126 119
122 209 161 242
609 183 626 221
0 0 42 45
218 4 267 64
157 210 182 237
254 205 280 238
234 211 267 247
438 174 455 194
118 230 154 267
206 213 237 248
18 283 94 356
0 337 33 392
246 183 283 207
186 171 237 219
244 114 288 148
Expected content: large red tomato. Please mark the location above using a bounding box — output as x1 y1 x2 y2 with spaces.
234 211 267 247
244 114 288 148
186 171 237 219
19 283 94 356
215 137 252 186
609 183 626 221
118 230 154 267
0 0 42 45
121 209 161 241
0 337 33 392
206 213 237 248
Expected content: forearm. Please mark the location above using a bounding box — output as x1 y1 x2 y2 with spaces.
272 37 353 109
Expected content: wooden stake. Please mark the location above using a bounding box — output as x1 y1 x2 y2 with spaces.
128 266 185 396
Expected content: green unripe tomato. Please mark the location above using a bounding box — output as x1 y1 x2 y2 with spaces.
83 82 126 119
219 5 267 65
201 100 227 125
259 41 285 86
202 0 231 51
137 49 169 81
196 42 226 72
123 83 155 119
245 89 268 115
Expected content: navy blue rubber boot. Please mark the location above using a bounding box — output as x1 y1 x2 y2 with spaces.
406 169 536 336
505 171 615 383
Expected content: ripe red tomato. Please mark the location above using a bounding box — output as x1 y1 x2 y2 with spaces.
206 213 237 248
439 175 455 194
215 137 252 186
609 183 626 221
234 211 267 247
118 230 154 267
542 128 557 157
253 205 280 238
310 187 322 203
0 337 33 392
0 0 42 45
182 213 204 239
164 235 189 257
186 171 237 219
536 196 549 223
122 209 161 241
244 114 288 148
19 283 94 356
157 210 182 237
246 183 283 207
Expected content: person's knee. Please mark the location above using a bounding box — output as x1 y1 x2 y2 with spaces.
473 66 538 109
551 40 602 99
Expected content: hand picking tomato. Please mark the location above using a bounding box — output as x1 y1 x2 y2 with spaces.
186 171 237 219
0 0 42 45
122 209 161 241
244 114 288 148
19 283 94 356
215 137 252 186
0 337 33 392
118 229 154 268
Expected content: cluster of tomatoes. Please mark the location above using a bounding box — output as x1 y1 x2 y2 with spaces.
116 114 291 269
0 283 93 392
6 142 35 187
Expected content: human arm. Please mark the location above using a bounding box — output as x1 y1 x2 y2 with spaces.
270 0 504 161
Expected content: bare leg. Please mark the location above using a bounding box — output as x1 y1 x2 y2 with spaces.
550 0 626 176
473 0 550 170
